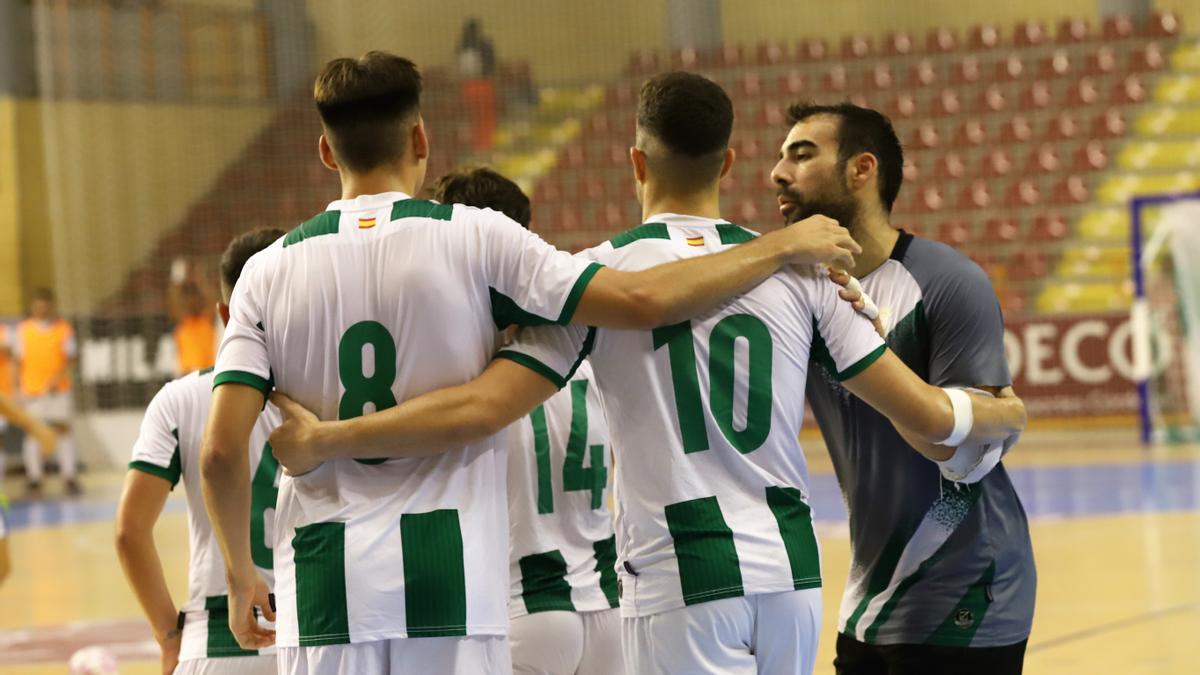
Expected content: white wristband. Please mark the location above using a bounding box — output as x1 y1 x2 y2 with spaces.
845 276 880 321
939 388 973 446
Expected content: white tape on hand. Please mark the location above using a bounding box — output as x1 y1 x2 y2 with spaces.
845 276 880 321
938 387 973 447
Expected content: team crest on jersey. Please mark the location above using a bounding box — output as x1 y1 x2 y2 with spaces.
686 236 704 247
954 608 974 628
358 217 377 229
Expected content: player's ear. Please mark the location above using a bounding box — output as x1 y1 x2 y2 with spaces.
318 135 338 172
719 147 735 180
849 152 877 191
630 146 648 185
411 116 429 162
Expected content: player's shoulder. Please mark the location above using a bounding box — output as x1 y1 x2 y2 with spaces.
901 234 992 289
155 367 215 408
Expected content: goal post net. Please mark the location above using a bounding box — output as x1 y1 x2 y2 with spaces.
1132 191 1200 444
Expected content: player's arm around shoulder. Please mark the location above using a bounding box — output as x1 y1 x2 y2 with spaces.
571 215 862 329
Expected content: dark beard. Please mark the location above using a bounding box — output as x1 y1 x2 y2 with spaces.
785 194 860 230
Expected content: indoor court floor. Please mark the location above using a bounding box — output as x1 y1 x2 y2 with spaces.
1 428 1197 674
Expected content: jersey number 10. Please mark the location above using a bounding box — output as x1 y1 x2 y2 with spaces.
653 314 774 455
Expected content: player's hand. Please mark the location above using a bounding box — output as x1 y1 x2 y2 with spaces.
827 268 885 337
228 570 276 650
30 421 58 459
157 628 181 675
780 215 860 270
269 392 324 477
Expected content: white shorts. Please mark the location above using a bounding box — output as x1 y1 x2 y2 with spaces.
173 655 276 675
510 609 623 675
278 636 511 675
622 588 822 675
22 392 72 424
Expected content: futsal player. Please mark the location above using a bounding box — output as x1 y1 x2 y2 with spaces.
116 229 285 675
264 72 1028 675
773 103 1035 675
200 52 861 675
435 166 624 675
0 390 58 589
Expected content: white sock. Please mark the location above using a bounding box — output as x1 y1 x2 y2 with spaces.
23 431 44 482
58 433 77 480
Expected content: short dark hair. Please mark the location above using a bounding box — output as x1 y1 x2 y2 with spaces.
636 71 733 193
220 228 286 293
314 51 422 172
785 102 904 211
434 166 531 228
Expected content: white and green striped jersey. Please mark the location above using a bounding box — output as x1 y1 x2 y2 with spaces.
129 367 282 661
508 361 618 619
502 213 887 618
214 191 602 647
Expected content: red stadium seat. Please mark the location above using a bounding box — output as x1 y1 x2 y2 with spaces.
1020 81 1054 110
1112 74 1148 104
797 39 829 62
959 180 993 210
628 49 659 74
902 159 922 182
756 41 787 65
847 92 869 108
982 149 1014 177
1085 47 1118 76
982 217 1021 243
996 54 1025 82
954 119 988 148
735 199 760 223
1052 174 1090 204
884 31 915 56
1146 11 1181 38
822 65 849 93
778 70 806 98
1010 249 1050 281
951 56 982 85
911 122 941 150
712 44 745 69
735 137 762 161
908 58 938 87
1066 77 1101 107
1040 49 1074 79
999 116 1033 144
919 185 946 212
998 287 1028 315
841 34 873 59
933 88 962 117
1057 17 1091 43
587 113 610 135
672 47 700 69
607 83 635 108
926 27 958 53
601 203 628 230
936 219 971 246
865 64 894 90
561 145 585 169
1101 15 1135 40
1006 179 1041 207
607 143 628 167
1045 111 1079 140
1091 108 1127 138
1027 143 1062 173
1073 140 1109 171
968 24 1000 50
719 171 739 194
888 93 918 120
554 205 582 232
1013 21 1047 47
1031 212 1070 241
757 102 786 129
935 151 968 178
978 84 1008 113
736 72 764 99
1129 42 1167 72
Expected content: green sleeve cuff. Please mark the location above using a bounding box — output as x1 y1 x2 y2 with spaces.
128 460 180 488
837 344 888 381
212 370 272 395
556 263 604 325
495 351 567 389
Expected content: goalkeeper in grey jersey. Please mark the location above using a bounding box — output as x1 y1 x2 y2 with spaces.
772 102 1035 675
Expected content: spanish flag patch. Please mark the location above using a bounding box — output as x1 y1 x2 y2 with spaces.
686 236 705 247
358 217 377 229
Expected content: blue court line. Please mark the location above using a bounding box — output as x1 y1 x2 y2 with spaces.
5 460 1200 531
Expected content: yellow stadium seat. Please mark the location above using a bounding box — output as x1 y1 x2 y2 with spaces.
1036 282 1131 314
1154 75 1200 104
1136 107 1200 136
1077 209 1130 241
1170 43 1200 71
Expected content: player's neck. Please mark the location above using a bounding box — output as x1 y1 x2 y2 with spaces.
338 167 420 201
640 186 722 222
847 212 900 277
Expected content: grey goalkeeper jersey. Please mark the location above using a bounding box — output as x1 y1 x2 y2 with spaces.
807 232 1036 648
